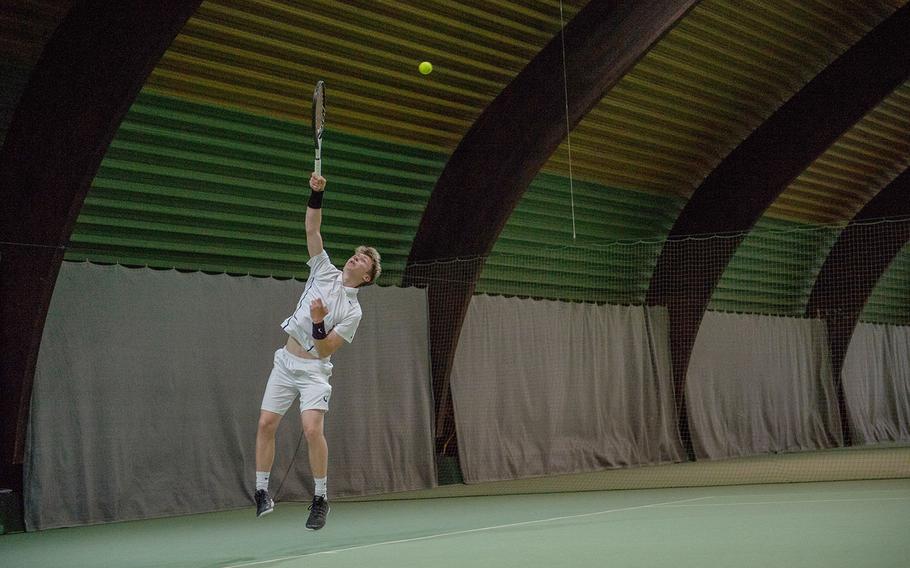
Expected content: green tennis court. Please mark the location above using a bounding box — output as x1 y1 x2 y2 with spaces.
2 478 908 568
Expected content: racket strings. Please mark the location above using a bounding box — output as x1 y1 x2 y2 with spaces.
558 0 577 241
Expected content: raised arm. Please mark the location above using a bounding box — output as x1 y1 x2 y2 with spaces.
306 172 327 258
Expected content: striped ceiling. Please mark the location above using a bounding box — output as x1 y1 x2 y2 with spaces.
147 0 585 151
560 0 906 202
142 0 909 224
773 81 910 224
2 0 908 322
143 0 909 219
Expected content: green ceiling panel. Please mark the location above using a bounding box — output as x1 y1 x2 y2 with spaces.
710 218 841 316
68 91 444 283
478 176 685 303
862 241 910 325
68 90 907 320
70 91 685 296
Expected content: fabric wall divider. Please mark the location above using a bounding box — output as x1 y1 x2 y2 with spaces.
25 261 434 530
449 295 684 483
687 311 842 460
842 323 910 445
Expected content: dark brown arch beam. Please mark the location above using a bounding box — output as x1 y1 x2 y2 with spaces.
805 168 910 444
402 0 699 450
645 4 910 457
0 1 201 493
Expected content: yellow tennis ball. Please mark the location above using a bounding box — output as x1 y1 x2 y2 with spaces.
418 61 433 75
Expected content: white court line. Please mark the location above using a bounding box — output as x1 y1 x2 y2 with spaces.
692 488 910 499
655 496 910 508
223 496 712 568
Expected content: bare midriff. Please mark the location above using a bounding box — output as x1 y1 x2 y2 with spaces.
285 335 319 359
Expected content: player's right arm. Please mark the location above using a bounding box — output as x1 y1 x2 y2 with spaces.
306 172 326 258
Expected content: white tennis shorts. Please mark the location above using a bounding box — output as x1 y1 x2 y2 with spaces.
261 348 333 415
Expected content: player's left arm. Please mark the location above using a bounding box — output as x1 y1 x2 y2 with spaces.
310 298 345 358
313 331 344 358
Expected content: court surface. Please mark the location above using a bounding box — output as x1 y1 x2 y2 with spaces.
2 479 909 568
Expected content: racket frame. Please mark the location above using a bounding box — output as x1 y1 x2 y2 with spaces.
312 80 326 176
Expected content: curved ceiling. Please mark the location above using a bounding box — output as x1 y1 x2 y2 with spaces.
554 0 905 199
147 0 585 150
775 82 910 223
3 0 910 478
139 0 909 218
2 0 908 323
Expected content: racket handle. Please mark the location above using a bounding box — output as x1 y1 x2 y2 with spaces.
314 148 322 176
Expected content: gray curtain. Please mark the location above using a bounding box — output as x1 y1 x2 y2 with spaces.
449 296 683 483
843 323 910 444
687 312 842 459
25 262 435 530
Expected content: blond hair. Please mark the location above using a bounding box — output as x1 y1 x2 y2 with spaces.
356 245 381 286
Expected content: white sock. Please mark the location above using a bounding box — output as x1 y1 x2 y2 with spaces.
256 471 270 492
314 477 327 498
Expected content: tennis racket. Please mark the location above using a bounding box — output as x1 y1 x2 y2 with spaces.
312 80 326 176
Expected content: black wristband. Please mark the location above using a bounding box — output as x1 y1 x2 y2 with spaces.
308 190 324 209
312 320 327 340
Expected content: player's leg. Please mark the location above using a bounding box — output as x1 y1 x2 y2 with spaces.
289 355 332 529
254 350 298 517
302 409 328 486
296 358 332 530
301 408 330 530
255 410 282 482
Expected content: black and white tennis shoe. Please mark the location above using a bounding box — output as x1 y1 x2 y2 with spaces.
255 489 274 518
306 495 329 530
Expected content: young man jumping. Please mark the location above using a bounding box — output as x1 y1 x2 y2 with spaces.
253 172 381 530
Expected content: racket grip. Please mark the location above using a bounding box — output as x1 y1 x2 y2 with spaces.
314 148 322 176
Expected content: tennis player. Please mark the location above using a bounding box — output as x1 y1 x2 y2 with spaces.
254 172 381 530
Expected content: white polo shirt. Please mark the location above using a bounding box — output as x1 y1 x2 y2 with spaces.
280 250 362 360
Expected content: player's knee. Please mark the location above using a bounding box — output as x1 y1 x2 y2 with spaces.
258 413 280 436
302 419 323 442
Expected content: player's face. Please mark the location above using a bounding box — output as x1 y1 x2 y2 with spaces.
345 253 374 284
